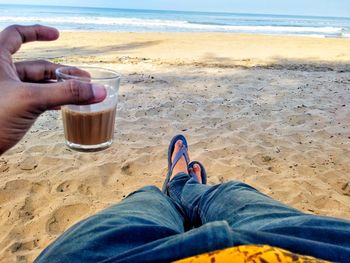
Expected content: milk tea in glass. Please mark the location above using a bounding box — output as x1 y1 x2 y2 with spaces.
56 66 120 151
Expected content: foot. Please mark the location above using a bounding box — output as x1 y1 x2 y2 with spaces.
170 140 189 181
189 163 202 184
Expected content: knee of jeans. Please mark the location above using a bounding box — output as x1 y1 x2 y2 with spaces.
169 172 191 184
220 181 257 193
126 185 161 198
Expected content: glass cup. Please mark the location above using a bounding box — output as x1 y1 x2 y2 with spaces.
56 66 120 152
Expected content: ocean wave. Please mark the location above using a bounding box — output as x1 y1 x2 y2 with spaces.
0 15 347 37
0 16 190 27
188 21 231 26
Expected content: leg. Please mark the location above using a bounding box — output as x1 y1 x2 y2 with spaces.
168 172 350 262
35 186 186 263
35 139 234 263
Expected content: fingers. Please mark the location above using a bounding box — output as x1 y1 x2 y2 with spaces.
0 24 59 54
56 66 91 80
27 80 106 110
15 61 92 82
15 60 61 82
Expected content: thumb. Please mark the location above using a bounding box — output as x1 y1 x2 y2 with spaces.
33 80 107 109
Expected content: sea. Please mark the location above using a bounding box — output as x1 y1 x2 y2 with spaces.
1 4 350 38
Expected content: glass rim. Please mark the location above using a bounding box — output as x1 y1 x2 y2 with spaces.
56 66 121 81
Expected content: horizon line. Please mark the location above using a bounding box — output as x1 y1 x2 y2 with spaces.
1 3 349 20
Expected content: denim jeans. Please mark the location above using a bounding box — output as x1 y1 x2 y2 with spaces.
35 173 350 263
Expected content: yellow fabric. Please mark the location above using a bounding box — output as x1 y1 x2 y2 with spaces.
174 245 331 263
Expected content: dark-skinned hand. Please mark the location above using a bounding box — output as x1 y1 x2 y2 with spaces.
0 24 106 154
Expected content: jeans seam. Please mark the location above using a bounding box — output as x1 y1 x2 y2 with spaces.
168 183 182 201
167 172 190 200
181 191 207 225
198 205 206 223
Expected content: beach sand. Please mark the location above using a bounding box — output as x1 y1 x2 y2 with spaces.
1 32 350 262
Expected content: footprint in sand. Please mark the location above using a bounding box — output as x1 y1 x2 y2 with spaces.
78 184 93 195
0 179 32 205
46 204 90 235
19 180 51 220
19 156 38 171
56 180 95 195
31 180 51 194
56 180 74 193
121 154 151 177
0 159 9 172
10 238 40 253
19 196 36 220
341 182 350 196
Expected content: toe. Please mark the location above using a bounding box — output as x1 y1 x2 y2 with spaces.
193 163 202 184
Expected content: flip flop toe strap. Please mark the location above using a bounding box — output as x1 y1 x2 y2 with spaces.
170 145 189 172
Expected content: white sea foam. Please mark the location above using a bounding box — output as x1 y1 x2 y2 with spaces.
1 16 192 27
0 16 347 37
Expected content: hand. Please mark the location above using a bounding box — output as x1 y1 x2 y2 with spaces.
0 24 107 155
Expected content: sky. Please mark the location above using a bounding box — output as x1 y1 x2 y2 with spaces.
0 0 349 17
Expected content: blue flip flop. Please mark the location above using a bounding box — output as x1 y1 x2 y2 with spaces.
188 161 207 184
162 134 190 193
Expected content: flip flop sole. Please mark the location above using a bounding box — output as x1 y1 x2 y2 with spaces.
188 161 207 184
162 134 189 193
